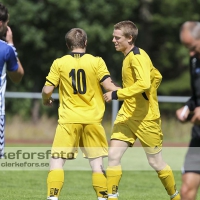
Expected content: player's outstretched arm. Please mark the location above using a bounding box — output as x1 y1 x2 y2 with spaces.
101 77 120 103
101 77 121 91
103 91 113 102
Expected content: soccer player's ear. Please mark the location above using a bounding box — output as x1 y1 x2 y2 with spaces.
128 35 133 44
85 40 87 48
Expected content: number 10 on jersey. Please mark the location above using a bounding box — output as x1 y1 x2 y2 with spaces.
69 69 87 94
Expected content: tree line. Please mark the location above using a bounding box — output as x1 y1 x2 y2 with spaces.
2 0 200 120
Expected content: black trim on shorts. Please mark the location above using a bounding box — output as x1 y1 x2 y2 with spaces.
183 170 200 174
110 138 132 147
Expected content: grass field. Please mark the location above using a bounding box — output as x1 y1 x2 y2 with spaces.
1 147 200 200
0 170 184 200
2 114 199 200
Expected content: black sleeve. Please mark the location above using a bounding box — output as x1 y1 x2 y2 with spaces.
186 57 197 111
186 97 196 111
112 91 118 100
100 75 110 83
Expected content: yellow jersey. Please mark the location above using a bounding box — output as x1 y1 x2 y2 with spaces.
115 46 162 120
45 53 110 124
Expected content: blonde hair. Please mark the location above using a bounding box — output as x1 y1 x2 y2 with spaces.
65 28 87 50
114 21 138 44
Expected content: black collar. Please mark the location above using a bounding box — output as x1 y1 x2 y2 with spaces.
70 52 85 57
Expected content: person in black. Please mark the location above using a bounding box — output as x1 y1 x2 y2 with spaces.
176 21 200 200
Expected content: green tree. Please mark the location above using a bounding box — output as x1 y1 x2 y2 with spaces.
1 0 200 119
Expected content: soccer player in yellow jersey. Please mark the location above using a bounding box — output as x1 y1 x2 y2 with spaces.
42 28 120 200
103 21 181 200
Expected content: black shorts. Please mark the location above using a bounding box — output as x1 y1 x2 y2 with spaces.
183 125 200 174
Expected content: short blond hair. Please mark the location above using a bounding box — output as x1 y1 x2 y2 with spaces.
65 28 87 50
114 21 138 44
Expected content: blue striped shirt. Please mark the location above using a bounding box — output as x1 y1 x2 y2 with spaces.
0 40 19 115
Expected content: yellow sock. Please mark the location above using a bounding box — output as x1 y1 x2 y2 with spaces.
92 172 107 198
106 165 122 199
47 169 64 198
157 165 180 199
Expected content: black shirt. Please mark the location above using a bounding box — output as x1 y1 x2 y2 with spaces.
186 56 200 110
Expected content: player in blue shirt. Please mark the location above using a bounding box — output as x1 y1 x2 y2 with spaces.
0 3 24 158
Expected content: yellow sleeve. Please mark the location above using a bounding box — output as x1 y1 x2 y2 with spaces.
45 59 60 87
154 67 162 89
117 55 151 100
96 57 110 82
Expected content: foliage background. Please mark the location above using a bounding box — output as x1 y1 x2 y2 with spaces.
1 0 200 139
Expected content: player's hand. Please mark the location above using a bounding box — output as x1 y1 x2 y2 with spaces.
176 106 190 122
43 97 54 106
5 26 14 44
103 91 112 102
191 106 200 125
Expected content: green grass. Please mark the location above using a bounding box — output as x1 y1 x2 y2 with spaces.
0 170 199 200
2 114 199 200
1 146 199 200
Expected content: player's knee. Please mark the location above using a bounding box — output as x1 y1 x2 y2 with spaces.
148 159 159 169
108 151 121 166
147 155 166 170
180 184 194 200
108 156 120 166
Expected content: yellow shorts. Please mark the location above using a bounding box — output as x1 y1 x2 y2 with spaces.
51 123 108 159
111 117 163 154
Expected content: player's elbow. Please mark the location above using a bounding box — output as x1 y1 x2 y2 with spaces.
7 67 24 84
12 79 22 84
9 74 24 84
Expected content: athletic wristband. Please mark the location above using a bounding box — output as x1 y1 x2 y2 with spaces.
180 105 189 118
112 90 118 100
7 43 18 57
